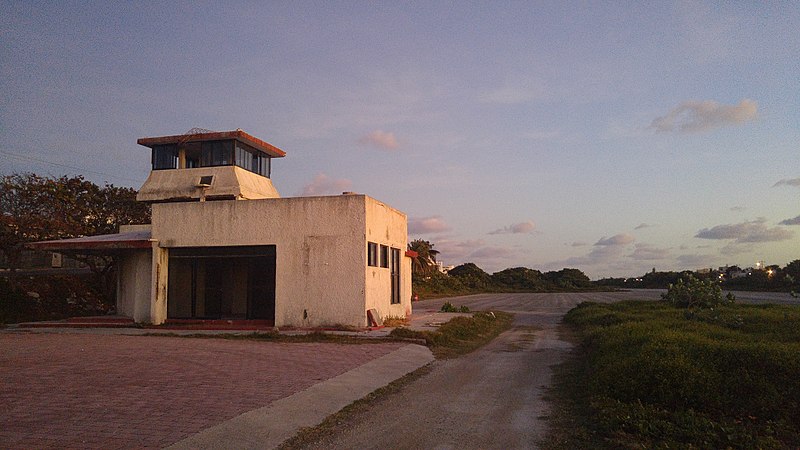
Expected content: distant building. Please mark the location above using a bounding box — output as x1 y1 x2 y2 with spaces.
435 261 455 274
31 129 413 328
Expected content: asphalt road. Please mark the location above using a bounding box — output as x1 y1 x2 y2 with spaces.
296 289 799 449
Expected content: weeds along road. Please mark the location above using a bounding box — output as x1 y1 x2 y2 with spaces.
297 291 666 450
297 289 798 449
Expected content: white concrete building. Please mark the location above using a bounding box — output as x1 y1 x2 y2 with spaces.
32 130 412 328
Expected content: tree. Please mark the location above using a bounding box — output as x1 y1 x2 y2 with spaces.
662 274 734 309
1 173 149 267
448 262 493 289
491 267 546 291
0 173 151 300
544 268 592 289
408 239 440 275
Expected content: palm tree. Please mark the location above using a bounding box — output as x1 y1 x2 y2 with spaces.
408 239 439 275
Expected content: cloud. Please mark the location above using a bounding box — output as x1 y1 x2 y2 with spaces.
571 242 588 247
650 99 757 133
628 244 670 261
729 206 747 212
695 218 794 243
677 254 716 268
720 242 753 256
595 233 636 246
634 223 652 230
773 178 800 188
299 173 352 196
435 239 485 260
408 216 452 234
780 215 800 226
488 221 536 235
358 130 399 150
469 246 517 259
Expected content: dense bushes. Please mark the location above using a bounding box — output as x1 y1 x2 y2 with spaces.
553 301 800 448
662 274 735 309
0 274 112 324
413 263 600 299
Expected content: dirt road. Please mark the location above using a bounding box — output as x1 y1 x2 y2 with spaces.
296 289 799 449
297 291 662 449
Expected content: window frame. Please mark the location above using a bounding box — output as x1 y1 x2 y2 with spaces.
367 242 379 267
152 144 179 170
380 245 389 268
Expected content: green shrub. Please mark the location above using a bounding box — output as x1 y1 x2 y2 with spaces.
389 311 512 358
553 301 800 448
662 274 735 309
440 302 470 313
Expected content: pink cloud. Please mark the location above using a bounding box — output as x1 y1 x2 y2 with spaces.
595 233 636 246
299 173 352 196
408 216 451 234
489 221 536 235
358 130 399 150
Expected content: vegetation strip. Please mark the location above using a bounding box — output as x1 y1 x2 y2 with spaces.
276 310 513 447
543 300 800 449
390 310 514 359
275 364 434 449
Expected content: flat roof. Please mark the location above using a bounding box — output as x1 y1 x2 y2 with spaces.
26 231 152 252
137 130 286 158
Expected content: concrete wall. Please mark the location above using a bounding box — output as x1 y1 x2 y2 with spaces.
364 197 412 322
116 249 152 320
151 195 372 327
137 166 280 202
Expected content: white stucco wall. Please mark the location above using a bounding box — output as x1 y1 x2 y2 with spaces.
364 197 412 322
151 195 371 327
137 166 280 202
116 249 152 320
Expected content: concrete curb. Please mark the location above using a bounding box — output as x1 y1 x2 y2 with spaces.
166 343 435 450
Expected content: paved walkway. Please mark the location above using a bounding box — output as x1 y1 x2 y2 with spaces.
0 333 412 449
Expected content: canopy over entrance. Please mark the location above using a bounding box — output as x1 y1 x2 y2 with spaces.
27 230 152 253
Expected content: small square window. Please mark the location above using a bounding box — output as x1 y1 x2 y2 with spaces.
380 245 389 268
367 242 378 267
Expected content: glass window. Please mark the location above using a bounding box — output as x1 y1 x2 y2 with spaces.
391 248 401 304
201 140 233 167
380 245 389 268
234 141 271 178
367 242 378 267
152 144 178 170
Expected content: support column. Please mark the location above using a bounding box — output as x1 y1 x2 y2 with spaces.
148 243 169 325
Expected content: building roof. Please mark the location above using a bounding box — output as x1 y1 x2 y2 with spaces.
26 230 153 252
137 129 286 158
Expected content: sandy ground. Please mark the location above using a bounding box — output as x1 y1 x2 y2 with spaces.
296 292 628 449
296 289 799 449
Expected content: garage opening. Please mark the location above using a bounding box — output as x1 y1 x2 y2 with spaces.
167 246 276 321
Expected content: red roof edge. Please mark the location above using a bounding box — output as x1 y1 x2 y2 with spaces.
137 130 286 158
405 250 419 258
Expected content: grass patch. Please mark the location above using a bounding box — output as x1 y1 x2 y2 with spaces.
389 311 513 358
543 300 800 449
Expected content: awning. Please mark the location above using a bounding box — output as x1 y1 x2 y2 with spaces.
26 230 153 252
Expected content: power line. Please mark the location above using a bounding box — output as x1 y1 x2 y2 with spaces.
0 149 143 184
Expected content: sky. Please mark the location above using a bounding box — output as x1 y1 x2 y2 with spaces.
1 1 798 278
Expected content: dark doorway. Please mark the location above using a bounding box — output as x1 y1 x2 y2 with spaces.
167 246 276 321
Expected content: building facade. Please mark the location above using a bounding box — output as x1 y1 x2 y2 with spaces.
32 130 412 328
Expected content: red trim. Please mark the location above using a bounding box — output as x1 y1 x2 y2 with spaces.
137 130 286 158
405 250 418 258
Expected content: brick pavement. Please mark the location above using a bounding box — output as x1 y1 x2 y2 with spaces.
0 333 404 449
